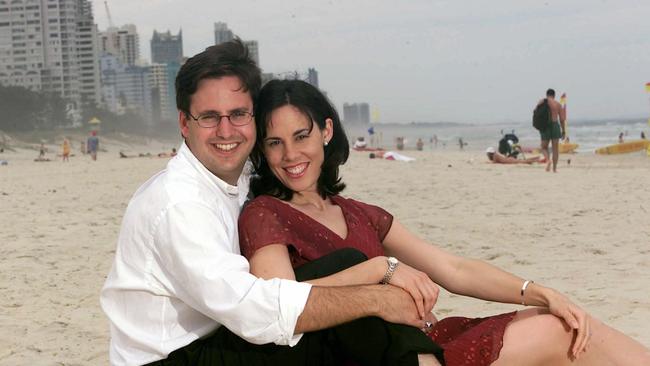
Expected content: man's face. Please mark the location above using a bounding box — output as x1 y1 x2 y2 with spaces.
179 76 256 185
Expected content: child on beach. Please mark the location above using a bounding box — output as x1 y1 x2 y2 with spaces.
62 138 70 162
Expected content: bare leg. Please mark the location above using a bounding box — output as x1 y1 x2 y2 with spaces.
541 139 550 171
493 308 650 366
551 138 559 172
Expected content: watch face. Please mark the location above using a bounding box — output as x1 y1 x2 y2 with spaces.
388 257 398 265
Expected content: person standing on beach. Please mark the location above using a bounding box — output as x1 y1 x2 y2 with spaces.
537 89 566 172
416 138 424 151
458 137 466 150
87 131 99 161
101 39 442 366
62 138 70 162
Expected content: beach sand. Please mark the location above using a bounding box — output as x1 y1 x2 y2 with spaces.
0 139 648 364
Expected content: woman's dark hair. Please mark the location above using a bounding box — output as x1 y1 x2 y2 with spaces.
175 38 261 115
250 79 350 200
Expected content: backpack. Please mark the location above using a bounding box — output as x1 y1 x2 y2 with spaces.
532 99 551 131
498 133 520 157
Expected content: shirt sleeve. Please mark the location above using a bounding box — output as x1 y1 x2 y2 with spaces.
348 198 394 241
239 201 296 260
152 201 312 346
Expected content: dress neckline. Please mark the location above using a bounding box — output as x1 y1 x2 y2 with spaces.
265 195 350 241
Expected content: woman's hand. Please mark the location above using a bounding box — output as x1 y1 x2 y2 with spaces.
385 260 440 319
545 289 592 359
421 312 439 334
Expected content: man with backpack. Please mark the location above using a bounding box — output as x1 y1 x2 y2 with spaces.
534 88 566 172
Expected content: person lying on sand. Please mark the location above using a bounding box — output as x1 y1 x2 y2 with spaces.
486 147 540 164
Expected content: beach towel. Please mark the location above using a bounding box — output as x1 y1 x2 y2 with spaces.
383 151 415 162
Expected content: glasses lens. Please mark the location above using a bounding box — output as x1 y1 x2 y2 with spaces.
230 111 251 126
197 115 219 128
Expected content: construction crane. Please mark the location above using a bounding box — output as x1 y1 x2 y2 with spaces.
104 1 114 28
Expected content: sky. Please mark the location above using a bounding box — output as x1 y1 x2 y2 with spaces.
91 0 650 124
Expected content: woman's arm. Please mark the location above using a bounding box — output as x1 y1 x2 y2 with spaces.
383 219 555 305
248 244 387 286
249 243 439 318
383 218 591 354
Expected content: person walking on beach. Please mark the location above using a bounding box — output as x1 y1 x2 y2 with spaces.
537 89 566 172
101 39 442 366
87 131 99 161
62 138 71 162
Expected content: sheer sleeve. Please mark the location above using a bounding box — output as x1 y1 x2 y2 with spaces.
239 200 296 260
347 198 394 242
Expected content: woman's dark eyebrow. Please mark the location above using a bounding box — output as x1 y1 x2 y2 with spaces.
264 128 311 142
293 128 311 136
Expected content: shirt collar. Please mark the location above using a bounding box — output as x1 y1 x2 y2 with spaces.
177 141 244 198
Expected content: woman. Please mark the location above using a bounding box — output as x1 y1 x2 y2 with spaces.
239 80 650 365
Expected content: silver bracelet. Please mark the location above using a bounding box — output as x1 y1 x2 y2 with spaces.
520 280 534 305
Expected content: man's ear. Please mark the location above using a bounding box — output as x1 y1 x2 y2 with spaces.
178 111 190 139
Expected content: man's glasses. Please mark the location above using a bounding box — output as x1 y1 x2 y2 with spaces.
186 110 254 128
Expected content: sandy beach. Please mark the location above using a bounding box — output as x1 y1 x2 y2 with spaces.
0 138 648 365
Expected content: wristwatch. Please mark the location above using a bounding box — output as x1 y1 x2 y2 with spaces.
381 257 399 284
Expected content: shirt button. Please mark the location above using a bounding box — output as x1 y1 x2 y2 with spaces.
226 186 238 196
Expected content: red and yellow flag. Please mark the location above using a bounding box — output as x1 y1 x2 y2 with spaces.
645 82 650 92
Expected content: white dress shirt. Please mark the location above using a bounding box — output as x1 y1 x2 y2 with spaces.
100 142 312 366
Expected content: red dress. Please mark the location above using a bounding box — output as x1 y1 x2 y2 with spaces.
239 195 516 366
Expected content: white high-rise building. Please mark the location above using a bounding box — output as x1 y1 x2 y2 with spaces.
149 62 176 121
99 24 139 66
99 52 152 123
0 0 98 108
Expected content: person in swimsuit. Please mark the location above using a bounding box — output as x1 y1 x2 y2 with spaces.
537 88 566 172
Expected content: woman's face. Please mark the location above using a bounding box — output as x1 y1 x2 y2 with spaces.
262 105 333 195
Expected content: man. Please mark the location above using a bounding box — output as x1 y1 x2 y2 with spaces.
101 40 441 366
538 89 566 172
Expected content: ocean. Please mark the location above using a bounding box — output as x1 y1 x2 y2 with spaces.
344 118 650 154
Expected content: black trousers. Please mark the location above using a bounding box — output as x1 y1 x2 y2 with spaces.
147 248 444 366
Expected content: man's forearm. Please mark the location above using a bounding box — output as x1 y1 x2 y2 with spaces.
294 284 423 333
294 285 379 333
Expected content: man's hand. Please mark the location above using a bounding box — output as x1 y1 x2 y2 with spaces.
373 285 428 329
561 130 566 140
